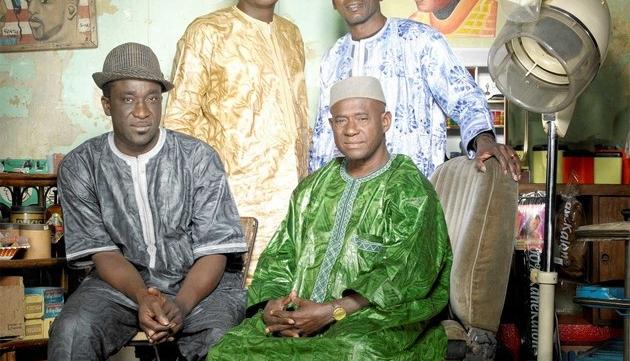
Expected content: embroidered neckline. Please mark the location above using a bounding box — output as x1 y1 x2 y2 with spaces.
108 128 166 164
340 154 396 183
348 18 391 44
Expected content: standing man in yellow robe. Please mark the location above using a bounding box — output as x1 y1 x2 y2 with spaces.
164 0 309 281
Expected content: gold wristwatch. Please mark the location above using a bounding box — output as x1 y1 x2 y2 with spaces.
331 303 346 321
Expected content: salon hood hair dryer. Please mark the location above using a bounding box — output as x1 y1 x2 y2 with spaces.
487 0 611 360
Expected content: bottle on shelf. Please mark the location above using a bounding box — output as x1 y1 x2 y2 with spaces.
45 190 64 257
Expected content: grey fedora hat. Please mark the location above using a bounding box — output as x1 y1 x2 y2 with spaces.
92 42 173 92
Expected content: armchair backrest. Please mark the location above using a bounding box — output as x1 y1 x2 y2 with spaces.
430 157 518 332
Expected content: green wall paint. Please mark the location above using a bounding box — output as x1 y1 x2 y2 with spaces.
0 86 30 118
0 56 34 118
506 0 629 157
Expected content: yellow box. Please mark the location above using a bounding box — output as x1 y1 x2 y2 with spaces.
24 294 44 320
43 318 55 339
24 287 64 319
531 148 564 184
594 155 622 184
23 319 44 340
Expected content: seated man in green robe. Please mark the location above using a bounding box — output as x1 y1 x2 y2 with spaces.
207 76 452 360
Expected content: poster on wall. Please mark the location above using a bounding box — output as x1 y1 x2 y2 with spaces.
382 0 500 65
0 0 97 52
383 0 498 37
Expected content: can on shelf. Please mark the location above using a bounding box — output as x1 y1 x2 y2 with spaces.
10 206 46 225
19 224 51 259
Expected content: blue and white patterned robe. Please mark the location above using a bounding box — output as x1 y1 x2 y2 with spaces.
309 18 494 177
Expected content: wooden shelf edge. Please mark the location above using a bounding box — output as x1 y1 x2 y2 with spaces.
0 338 48 352
518 183 630 197
0 258 66 270
446 125 504 129
0 173 57 187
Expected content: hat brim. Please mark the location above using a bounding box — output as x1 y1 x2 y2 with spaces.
92 70 173 92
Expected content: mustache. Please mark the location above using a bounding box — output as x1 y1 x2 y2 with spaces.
28 16 43 24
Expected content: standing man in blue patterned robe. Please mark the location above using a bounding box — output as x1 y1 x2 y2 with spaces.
309 0 520 180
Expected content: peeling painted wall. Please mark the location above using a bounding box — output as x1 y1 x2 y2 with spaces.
0 52 87 157
0 0 343 158
0 0 627 159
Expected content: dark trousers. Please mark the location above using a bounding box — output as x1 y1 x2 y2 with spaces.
48 272 246 361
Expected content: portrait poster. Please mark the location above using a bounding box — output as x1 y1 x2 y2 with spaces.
516 202 545 252
0 0 97 52
382 0 498 38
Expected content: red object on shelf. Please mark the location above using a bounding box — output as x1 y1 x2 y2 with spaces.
497 322 622 360
623 150 630 185
491 110 504 126
563 151 594 184
497 323 520 361
558 323 623 344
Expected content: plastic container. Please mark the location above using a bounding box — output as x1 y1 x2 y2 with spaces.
0 223 20 239
594 151 622 184
531 144 565 183
0 223 29 259
563 150 594 184
576 285 625 301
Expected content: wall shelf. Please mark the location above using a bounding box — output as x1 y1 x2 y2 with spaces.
518 182 630 325
0 175 70 361
0 258 66 270
0 338 48 353
0 173 57 209
518 183 630 197
0 174 57 188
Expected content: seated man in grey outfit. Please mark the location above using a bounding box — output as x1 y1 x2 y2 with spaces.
48 42 247 361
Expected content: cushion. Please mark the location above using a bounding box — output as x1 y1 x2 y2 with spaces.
430 157 518 332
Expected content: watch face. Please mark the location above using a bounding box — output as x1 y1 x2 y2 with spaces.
333 307 346 321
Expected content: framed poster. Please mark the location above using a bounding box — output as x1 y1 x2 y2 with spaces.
0 0 97 52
